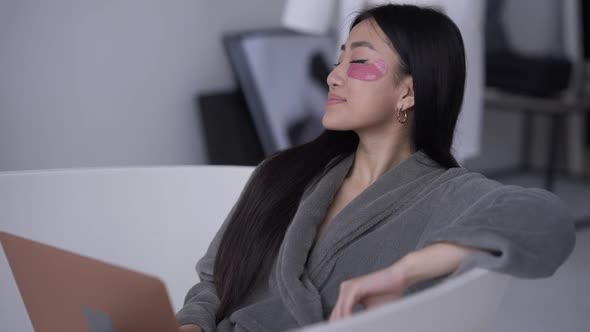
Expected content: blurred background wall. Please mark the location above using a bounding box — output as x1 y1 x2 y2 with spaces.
0 0 588 179
0 0 285 171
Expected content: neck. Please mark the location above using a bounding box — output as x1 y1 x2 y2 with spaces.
348 129 415 186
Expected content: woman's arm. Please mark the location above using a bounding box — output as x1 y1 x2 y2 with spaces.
417 183 576 278
176 162 266 330
330 180 577 321
329 242 477 321
402 242 477 286
176 203 233 331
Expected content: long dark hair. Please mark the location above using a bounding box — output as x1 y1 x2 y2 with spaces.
213 3 466 320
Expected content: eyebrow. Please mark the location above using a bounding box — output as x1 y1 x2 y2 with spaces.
340 41 376 51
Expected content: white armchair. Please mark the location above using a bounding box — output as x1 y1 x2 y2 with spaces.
0 166 510 332
295 268 508 332
0 166 254 332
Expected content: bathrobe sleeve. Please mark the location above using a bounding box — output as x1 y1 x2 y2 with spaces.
175 162 265 331
417 174 576 279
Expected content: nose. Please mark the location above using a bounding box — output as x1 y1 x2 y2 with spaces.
326 65 345 88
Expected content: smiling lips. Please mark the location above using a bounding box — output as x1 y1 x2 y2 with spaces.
327 94 346 105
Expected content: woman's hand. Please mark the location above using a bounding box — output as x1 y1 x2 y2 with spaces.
329 242 476 321
329 257 410 321
178 324 204 332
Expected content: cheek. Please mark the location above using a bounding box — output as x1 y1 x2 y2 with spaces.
347 59 388 81
346 81 396 119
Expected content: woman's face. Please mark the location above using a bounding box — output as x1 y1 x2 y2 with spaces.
323 19 414 132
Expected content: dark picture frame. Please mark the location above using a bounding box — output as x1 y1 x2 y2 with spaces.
223 28 335 156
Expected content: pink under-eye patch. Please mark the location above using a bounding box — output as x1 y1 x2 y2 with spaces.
347 59 388 81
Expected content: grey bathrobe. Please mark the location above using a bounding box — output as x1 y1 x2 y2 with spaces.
176 150 576 332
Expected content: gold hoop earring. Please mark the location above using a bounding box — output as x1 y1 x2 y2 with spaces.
397 106 408 124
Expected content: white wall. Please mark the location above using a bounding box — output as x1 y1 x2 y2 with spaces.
0 0 286 171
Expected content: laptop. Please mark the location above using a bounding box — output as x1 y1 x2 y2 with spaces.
0 231 179 332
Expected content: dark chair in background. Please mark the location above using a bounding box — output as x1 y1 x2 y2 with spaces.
483 0 590 192
198 90 264 166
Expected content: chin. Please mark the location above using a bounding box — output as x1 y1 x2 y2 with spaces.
322 116 354 131
322 114 351 131
323 109 367 131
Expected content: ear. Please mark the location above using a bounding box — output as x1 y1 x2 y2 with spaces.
396 77 415 111
401 76 415 110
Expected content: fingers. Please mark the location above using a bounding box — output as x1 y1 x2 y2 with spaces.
362 292 401 309
329 268 408 322
330 278 365 321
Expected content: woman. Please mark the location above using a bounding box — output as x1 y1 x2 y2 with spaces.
177 4 576 332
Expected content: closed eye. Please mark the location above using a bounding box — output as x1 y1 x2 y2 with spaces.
332 59 368 67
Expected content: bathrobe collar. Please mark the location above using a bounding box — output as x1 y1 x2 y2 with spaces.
273 149 461 325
